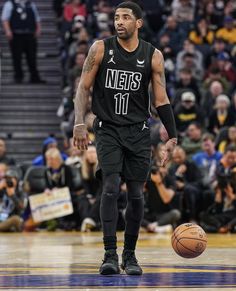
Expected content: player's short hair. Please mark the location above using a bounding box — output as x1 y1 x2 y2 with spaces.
115 1 142 20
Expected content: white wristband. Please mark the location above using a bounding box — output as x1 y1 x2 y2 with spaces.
74 123 85 128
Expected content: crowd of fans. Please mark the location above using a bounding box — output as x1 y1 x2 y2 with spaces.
1 0 236 234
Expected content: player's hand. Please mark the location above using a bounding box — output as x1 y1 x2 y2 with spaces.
73 124 89 151
160 138 177 167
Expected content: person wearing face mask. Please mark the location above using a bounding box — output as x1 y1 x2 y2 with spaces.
1 0 45 83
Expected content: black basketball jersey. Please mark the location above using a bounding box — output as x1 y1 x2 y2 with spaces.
92 36 155 125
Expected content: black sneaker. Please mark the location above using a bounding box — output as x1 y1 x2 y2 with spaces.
99 250 120 275
121 250 143 275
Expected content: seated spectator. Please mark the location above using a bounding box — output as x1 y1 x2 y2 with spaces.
205 38 228 69
142 164 181 233
63 0 87 23
68 52 86 87
218 126 236 153
32 137 68 166
198 1 223 30
0 169 26 232
181 122 202 158
176 39 204 81
174 91 204 136
158 15 185 53
202 80 227 118
215 52 236 85
208 94 235 135
171 0 195 34
0 139 15 165
216 16 236 44
200 145 236 233
203 67 230 94
79 144 102 232
168 146 203 222
173 68 201 106
189 18 214 45
177 52 204 81
192 133 222 187
24 148 81 231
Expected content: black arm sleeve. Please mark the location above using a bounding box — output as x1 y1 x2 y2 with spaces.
156 104 177 139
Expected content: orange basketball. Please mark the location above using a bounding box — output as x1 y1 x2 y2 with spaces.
171 223 207 258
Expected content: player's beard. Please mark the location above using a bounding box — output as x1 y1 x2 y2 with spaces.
116 28 134 40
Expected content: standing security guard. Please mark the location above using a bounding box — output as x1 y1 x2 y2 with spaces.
1 0 45 83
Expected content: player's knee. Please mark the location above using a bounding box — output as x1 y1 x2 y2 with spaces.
100 192 119 221
103 173 120 194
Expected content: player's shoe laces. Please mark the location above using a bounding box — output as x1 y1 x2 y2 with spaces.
121 250 143 275
99 249 120 275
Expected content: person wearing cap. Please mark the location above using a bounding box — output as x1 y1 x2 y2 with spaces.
208 94 236 135
216 16 236 44
32 137 68 166
216 52 236 84
0 169 26 232
174 91 204 135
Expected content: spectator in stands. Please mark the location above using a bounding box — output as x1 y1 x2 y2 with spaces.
192 133 222 187
63 0 87 22
32 137 68 166
189 18 214 45
0 139 15 165
1 0 45 83
171 0 195 33
200 145 236 233
204 66 230 94
0 169 25 232
202 80 225 118
216 16 236 44
157 33 176 87
181 122 202 158
169 146 203 221
173 68 201 106
176 39 203 81
178 52 204 81
142 164 181 233
200 1 223 30
205 38 228 69
174 91 204 136
44 147 81 230
158 15 185 53
79 144 102 232
215 52 236 86
68 52 86 87
218 126 236 154
208 94 235 135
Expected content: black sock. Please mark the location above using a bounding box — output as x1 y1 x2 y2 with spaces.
103 235 117 251
124 233 138 251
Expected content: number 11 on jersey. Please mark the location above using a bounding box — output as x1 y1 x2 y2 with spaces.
114 93 129 115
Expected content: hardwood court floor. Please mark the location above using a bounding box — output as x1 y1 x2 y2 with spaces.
0 231 235 290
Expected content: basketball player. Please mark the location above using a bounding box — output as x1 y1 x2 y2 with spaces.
73 2 177 275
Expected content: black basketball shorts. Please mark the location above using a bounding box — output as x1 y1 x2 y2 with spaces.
93 118 151 182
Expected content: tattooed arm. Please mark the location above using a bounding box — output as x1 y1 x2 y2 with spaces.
151 49 169 107
73 40 104 150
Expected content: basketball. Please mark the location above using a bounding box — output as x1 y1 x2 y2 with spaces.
171 223 207 258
